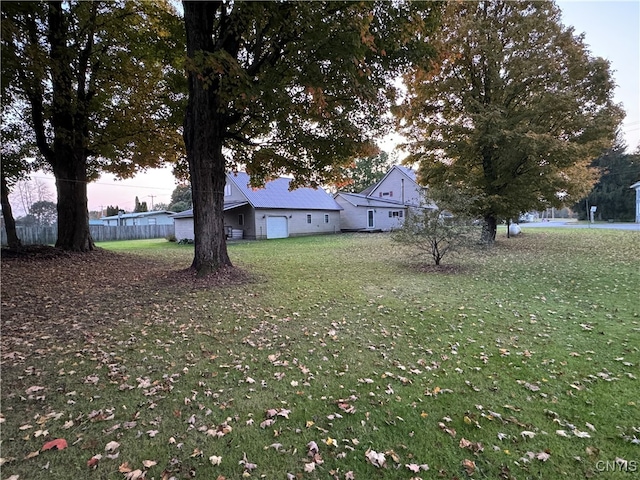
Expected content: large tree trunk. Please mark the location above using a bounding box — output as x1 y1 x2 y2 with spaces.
183 1 232 276
1 173 22 249
46 2 93 252
52 157 94 251
481 214 497 244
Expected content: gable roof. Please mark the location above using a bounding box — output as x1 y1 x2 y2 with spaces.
363 165 418 196
334 192 407 208
359 165 418 197
631 181 640 189
228 172 341 210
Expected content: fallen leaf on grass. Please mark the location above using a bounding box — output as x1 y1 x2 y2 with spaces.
405 463 429 472
209 455 222 466
462 458 476 475
41 438 67 451
239 452 257 472
459 438 484 453
537 451 551 461
365 449 386 468
124 469 145 480
438 422 456 438
87 454 102 467
25 386 45 394
105 441 120 452
142 460 157 468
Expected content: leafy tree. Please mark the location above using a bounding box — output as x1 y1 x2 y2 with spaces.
0 124 35 248
168 184 192 212
392 201 476 266
574 142 640 221
398 0 624 244
339 152 393 194
105 205 120 217
134 196 148 213
1 1 185 251
29 200 57 226
183 1 441 274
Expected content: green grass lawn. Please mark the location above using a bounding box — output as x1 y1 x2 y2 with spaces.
1 230 639 479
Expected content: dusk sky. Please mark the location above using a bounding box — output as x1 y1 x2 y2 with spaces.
23 1 640 214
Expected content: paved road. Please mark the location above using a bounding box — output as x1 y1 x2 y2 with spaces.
519 221 640 231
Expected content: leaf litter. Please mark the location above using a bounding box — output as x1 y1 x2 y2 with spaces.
1 233 639 479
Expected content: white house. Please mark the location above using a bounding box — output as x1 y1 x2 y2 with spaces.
632 181 640 223
173 172 342 240
334 165 435 231
100 210 176 226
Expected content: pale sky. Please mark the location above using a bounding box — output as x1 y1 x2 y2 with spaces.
24 1 640 214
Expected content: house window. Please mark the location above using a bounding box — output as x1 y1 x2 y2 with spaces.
367 210 374 228
389 211 403 218
224 184 232 196
306 214 312 224
380 191 393 197
324 214 329 223
238 214 244 226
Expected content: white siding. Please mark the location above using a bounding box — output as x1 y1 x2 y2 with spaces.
369 167 423 206
173 208 340 240
174 217 195 240
334 198 404 231
251 209 340 239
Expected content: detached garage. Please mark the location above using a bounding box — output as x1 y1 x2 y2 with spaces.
173 172 342 241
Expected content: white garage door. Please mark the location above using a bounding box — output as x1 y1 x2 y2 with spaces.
266 216 288 239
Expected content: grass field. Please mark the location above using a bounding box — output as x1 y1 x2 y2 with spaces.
1 230 639 479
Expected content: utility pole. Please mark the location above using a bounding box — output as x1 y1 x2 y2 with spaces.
148 195 156 210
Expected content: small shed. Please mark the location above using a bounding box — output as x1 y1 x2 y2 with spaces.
101 210 176 226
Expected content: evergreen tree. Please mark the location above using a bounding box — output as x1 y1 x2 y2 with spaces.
575 143 640 221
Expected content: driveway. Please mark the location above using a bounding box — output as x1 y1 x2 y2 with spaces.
519 220 640 231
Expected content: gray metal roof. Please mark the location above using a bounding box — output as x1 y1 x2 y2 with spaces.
228 172 342 210
334 192 406 208
171 201 250 219
101 210 175 220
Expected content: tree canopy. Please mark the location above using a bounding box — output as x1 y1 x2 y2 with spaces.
168 183 192 212
338 152 393 194
183 0 442 274
1 1 185 250
397 0 624 242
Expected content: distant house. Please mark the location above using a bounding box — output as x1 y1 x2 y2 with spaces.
173 172 342 240
100 210 176 226
632 181 640 223
334 165 435 231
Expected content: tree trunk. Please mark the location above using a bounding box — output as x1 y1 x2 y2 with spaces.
481 215 497 244
183 1 232 275
52 155 94 251
1 173 22 249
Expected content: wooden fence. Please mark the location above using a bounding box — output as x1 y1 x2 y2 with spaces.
1 224 175 246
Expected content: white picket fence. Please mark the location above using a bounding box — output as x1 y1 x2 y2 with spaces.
1 224 175 246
